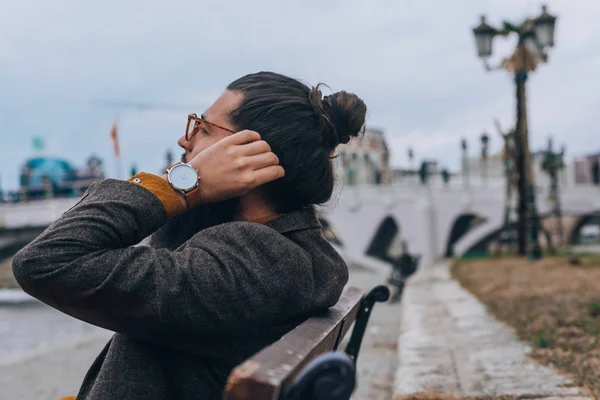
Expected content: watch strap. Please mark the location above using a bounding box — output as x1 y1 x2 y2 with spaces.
184 186 202 209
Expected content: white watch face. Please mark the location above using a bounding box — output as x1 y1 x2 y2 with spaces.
169 164 198 191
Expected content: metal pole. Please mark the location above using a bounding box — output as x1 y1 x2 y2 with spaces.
461 139 469 189
502 138 512 229
515 69 528 256
515 47 542 259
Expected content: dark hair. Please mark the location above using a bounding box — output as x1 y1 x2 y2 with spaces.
227 71 367 213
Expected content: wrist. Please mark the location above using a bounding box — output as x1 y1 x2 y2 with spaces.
160 174 187 209
128 172 187 218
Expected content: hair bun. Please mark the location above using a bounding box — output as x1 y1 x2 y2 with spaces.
309 86 367 150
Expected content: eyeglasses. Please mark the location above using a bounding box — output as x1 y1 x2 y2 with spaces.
186 113 235 141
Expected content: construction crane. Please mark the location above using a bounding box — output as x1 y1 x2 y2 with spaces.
91 99 199 113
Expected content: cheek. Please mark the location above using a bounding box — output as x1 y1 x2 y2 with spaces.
190 136 217 157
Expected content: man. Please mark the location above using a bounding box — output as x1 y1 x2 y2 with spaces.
13 71 367 399
388 241 420 303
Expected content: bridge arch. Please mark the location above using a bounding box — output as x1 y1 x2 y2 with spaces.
365 215 400 262
444 213 486 257
461 221 555 256
568 211 600 245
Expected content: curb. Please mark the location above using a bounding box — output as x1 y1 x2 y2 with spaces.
392 262 590 399
330 244 392 275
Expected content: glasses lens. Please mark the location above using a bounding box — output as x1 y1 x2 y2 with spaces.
186 117 199 140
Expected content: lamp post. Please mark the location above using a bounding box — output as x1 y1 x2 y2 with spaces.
593 158 600 186
541 137 566 247
419 160 429 185
461 137 469 188
480 132 490 185
472 5 557 259
407 147 415 185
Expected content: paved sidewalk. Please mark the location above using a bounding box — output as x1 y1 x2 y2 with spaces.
395 262 592 399
0 333 111 400
346 262 401 400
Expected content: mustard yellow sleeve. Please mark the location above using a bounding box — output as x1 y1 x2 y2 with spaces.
127 172 186 218
60 397 76 400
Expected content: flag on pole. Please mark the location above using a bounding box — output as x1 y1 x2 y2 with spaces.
110 121 120 157
32 137 45 152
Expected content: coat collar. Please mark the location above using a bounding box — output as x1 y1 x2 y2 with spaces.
263 207 322 234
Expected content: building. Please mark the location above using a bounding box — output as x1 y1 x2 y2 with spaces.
572 152 600 185
11 155 105 201
334 127 391 185
460 148 573 188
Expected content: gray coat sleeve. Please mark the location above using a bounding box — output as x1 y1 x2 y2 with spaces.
12 179 310 344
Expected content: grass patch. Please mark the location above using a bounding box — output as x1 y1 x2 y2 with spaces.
588 301 600 318
0 257 19 289
452 255 600 397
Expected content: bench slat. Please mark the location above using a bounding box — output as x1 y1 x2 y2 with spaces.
223 286 365 400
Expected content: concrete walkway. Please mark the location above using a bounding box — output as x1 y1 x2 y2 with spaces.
394 262 592 399
345 262 401 400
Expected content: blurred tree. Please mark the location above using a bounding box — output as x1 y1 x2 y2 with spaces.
541 137 566 247
419 161 428 185
442 168 450 185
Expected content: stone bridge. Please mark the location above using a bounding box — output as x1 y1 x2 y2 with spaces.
319 179 600 268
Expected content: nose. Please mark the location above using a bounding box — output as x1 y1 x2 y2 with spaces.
177 134 190 150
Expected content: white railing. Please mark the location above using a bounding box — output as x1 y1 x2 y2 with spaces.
1 179 598 230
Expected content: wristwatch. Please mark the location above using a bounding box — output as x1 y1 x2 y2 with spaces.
166 162 202 210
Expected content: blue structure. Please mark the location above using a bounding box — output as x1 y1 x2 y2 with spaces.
14 155 105 201
20 158 77 189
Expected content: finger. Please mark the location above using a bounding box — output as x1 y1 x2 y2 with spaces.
226 130 261 145
252 165 286 186
239 140 271 156
246 152 280 170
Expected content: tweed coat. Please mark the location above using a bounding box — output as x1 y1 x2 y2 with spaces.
12 178 349 399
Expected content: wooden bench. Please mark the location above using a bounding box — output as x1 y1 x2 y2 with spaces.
223 285 390 400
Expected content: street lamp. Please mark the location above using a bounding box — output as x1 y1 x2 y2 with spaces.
480 132 490 185
407 147 415 185
533 5 557 48
472 4 557 260
461 138 469 188
472 16 496 59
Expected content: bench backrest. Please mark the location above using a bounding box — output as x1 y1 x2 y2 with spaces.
223 286 365 400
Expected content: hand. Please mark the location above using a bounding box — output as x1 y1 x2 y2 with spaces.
189 130 285 204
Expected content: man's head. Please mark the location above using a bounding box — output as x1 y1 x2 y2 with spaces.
178 90 243 162
178 71 367 213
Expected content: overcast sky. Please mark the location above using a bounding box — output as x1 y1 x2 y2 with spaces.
1 0 598 190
